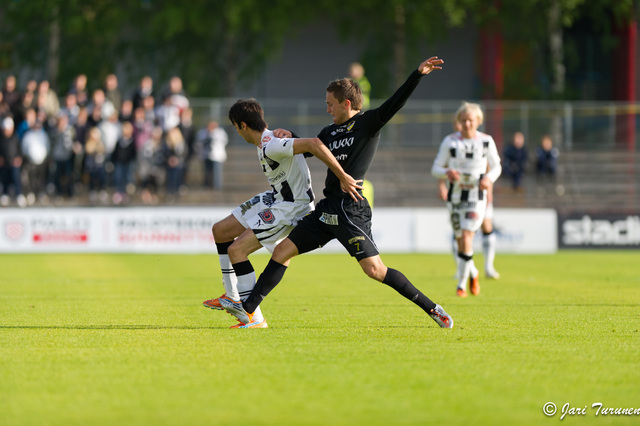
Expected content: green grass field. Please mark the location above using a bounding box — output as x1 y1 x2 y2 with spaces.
1 251 639 426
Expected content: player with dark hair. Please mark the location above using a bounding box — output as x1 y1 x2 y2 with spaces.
204 99 361 328
221 57 453 329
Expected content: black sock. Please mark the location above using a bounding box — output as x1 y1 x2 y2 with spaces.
243 259 288 314
232 260 254 276
458 252 472 262
382 268 437 313
216 241 233 254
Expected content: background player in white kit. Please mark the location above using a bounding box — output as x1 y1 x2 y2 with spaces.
438 179 500 279
432 102 501 297
203 99 361 327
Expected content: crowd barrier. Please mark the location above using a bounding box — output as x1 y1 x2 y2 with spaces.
0 207 569 254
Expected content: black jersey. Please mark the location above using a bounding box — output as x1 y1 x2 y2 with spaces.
317 70 425 199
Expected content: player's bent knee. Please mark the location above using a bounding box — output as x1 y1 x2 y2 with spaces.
272 239 298 264
227 242 242 260
360 261 387 282
211 222 223 239
212 220 234 242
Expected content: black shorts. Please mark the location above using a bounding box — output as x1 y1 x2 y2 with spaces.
288 197 379 261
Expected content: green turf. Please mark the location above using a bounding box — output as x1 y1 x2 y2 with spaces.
1 251 639 426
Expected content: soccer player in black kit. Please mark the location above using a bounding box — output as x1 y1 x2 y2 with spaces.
221 56 453 328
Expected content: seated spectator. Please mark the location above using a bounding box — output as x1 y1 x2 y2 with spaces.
119 99 133 123
156 94 180 132
69 74 89 107
196 119 228 190
164 126 187 200
104 73 122 113
0 117 26 207
503 131 528 192
0 91 9 120
137 126 164 205
60 92 80 125
164 76 189 115
88 89 115 124
50 114 76 199
37 80 60 120
84 127 107 204
73 106 90 185
536 134 559 181
111 121 136 204
132 106 153 151
142 95 156 125
21 120 51 204
178 108 195 186
132 76 153 110
2 75 21 114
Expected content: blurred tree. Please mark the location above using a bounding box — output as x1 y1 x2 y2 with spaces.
136 0 317 96
484 0 637 100
327 0 474 97
0 0 316 96
0 0 131 91
0 0 636 99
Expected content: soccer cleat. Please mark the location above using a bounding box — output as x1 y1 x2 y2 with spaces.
202 294 225 310
456 288 468 298
469 274 480 296
219 296 253 325
238 319 268 329
229 320 246 329
429 304 453 328
486 269 501 280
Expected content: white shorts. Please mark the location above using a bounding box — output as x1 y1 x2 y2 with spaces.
447 199 487 238
232 191 313 252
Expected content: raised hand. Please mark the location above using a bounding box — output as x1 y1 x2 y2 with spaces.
418 57 444 75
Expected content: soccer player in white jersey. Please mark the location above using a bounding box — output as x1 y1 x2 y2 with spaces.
221 57 454 330
438 180 500 280
432 102 502 297
203 99 361 328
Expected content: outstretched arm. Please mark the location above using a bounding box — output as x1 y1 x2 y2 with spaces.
293 138 363 201
374 56 445 130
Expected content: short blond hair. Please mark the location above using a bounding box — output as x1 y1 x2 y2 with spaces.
454 101 484 126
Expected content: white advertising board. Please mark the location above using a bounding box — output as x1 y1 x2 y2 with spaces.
410 208 557 253
0 207 557 254
0 207 225 253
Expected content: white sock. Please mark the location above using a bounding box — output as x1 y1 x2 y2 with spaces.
456 252 476 290
483 232 497 272
218 254 239 300
451 236 459 271
237 270 256 301
233 261 264 323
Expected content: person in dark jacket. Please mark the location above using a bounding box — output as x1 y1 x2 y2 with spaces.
503 131 528 192
111 121 136 204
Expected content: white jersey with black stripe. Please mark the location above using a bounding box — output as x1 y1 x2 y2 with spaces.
431 131 502 203
258 130 314 206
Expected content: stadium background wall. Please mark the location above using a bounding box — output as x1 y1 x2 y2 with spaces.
0 207 560 254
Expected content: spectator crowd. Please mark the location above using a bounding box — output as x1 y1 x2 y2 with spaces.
0 73 228 207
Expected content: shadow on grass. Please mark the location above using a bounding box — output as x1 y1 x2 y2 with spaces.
0 325 223 330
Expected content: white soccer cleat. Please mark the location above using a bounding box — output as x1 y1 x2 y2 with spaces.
219 296 253 325
429 304 454 328
485 269 500 279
